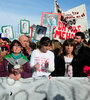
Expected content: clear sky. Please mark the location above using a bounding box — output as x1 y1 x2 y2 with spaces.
0 0 90 33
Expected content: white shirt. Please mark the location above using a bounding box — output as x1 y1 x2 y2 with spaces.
64 56 73 77
30 49 55 77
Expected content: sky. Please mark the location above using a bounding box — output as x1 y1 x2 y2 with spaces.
0 0 90 34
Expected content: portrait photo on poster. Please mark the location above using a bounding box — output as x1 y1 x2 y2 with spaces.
1 25 14 39
33 25 47 41
20 20 30 34
41 12 61 27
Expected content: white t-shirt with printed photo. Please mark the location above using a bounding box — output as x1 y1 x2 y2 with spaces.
30 49 55 77
64 56 73 77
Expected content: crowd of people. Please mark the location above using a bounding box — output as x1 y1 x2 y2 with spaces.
0 32 90 80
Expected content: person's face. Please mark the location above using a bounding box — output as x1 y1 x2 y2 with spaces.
74 36 84 45
24 23 27 28
5 29 9 33
67 65 73 77
65 44 74 54
40 44 50 53
20 37 29 48
12 43 22 54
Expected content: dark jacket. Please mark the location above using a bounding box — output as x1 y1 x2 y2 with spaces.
76 44 90 77
51 54 78 77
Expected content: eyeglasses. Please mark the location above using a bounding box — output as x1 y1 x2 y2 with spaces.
13 45 21 48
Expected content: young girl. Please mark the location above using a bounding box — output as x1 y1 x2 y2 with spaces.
0 40 32 80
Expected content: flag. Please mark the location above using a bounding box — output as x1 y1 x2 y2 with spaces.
54 0 69 24
54 0 76 31
54 0 62 13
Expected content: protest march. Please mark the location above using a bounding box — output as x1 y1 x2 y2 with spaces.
0 0 90 100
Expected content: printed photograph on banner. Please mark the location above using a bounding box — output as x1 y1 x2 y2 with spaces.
41 12 61 27
33 25 47 41
63 4 88 32
20 20 30 34
1 25 14 39
54 4 88 42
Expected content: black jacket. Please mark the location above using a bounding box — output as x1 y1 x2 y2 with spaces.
51 54 78 77
76 44 90 77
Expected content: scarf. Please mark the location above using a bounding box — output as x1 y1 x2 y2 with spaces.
76 43 82 55
11 53 22 59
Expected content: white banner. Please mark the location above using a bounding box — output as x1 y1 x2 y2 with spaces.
0 77 90 100
64 4 88 32
54 4 88 42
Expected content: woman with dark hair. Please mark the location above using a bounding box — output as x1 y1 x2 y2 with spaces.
30 37 55 77
0 40 32 80
52 38 78 77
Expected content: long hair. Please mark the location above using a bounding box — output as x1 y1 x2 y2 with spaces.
63 38 76 55
51 39 62 56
